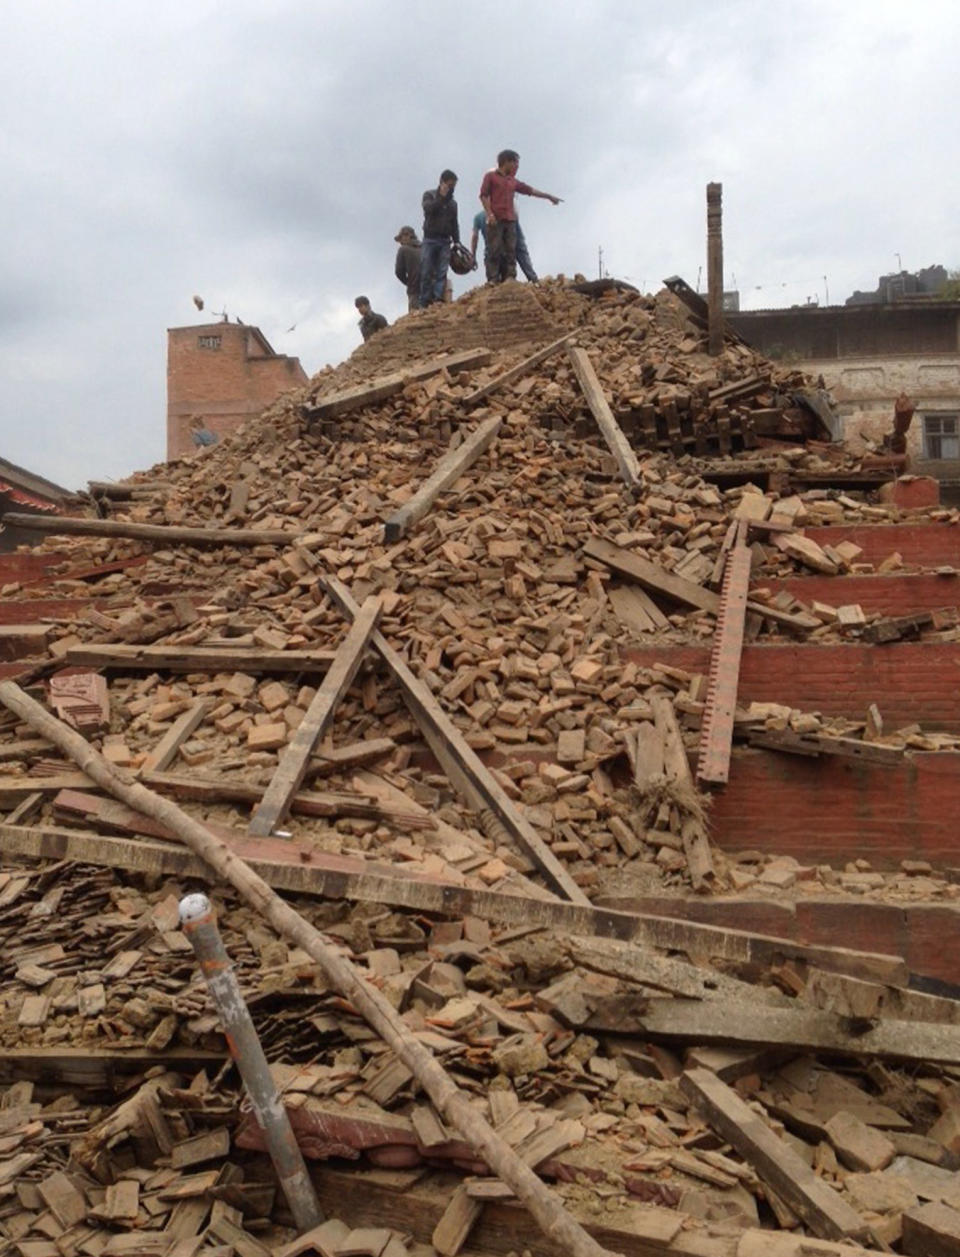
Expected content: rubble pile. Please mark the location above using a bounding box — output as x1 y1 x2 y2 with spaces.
4 863 960 1257
1 282 960 1256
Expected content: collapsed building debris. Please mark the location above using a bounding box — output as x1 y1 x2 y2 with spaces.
1 279 960 1257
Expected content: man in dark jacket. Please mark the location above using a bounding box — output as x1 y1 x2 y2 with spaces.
394 226 422 312
355 296 387 341
419 170 459 308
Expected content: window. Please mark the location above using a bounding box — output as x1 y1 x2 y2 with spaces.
923 413 960 460
197 335 221 350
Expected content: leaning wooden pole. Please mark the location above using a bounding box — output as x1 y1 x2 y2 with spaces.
0 681 618 1257
0 513 291 548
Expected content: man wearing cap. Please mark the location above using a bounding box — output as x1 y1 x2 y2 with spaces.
420 169 460 308
394 226 422 312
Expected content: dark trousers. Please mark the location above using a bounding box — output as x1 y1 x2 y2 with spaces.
485 219 518 283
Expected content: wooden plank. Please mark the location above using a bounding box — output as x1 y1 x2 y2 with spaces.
0 823 908 985
249 597 383 836
307 737 396 779
324 577 589 905
697 536 751 786
0 773 94 801
462 334 574 406
583 537 720 614
57 777 432 831
62 643 338 674
304 349 493 420
607 586 669 635
567 347 641 492
747 730 903 765
305 1163 881 1257
383 417 502 543
0 1045 222 1087
644 998 960 1067
1 513 291 547
139 699 212 775
650 696 714 890
681 1067 869 1241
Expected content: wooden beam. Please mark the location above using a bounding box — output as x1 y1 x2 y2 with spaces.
307 737 396 779
0 823 908 986
324 578 589 905
303 1164 881 1257
645 998 960 1067
56 777 433 831
462 334 574 406
1 513 292 547
138 699 212 776
650 696 714 890
383 417 502 542
0 1046 224 1088
249 597 383 836
304 349 493 421
583 537 720 614
697 533 751 786
0 773 94 802
567 347 641 492
62 643 338 674
682 1067 868 1241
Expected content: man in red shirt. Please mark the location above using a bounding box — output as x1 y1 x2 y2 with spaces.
479 150 562 284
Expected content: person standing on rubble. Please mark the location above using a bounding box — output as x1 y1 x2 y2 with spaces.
479 150 561 284
419 170 460 308
470 209 538 282
393 226 422 312
354 296 388 341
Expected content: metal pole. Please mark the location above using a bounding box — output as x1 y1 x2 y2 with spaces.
179 893 323 1232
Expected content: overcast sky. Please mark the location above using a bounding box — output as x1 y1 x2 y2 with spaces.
1 0 958 491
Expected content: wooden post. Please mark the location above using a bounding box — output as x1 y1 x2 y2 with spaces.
707 182 724 356
0 680 615 1257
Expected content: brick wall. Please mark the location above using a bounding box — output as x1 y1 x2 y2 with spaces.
706 748 960 867
756 573 960 616
166 323 308 459
807 524 960 567
0 552 72 584
0 598 102 626
624 642 960 729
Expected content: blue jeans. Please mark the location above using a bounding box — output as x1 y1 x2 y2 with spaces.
420 237 451 306
516 223 538 282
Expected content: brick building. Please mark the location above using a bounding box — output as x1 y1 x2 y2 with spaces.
166 321 308 460
729 300 960 479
